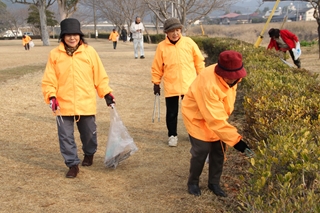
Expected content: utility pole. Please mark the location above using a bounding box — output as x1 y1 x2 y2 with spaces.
93 0 97 39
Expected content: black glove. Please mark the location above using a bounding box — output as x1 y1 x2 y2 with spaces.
153 84 160 95
234 140 250 153
104 93 115 106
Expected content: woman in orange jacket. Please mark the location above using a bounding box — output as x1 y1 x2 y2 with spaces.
22 35 32 50
42 18 115 178
181 50 253 197
109 28 119 49
151 18 205 147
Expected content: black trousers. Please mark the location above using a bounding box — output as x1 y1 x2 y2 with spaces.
113 41 117 49
188 135 226 186
165 95 183 137
287 49 301 68
24 43 30 50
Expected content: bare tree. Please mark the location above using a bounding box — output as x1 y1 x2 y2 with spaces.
94 0 147 31
57 0 80 21
308 0 320 58
10 0 55 46
143 0 239 31
6 8 29 38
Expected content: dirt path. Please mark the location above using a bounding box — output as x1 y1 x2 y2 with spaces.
0 38 319 213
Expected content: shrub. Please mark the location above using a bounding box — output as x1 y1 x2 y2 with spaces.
191 37 320 212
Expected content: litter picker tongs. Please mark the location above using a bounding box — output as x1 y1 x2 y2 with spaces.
152 94 160 123
54 107 64 126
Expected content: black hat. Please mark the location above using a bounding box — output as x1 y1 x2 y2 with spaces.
215 50 247 79
163 18 183 33
60 18 84 39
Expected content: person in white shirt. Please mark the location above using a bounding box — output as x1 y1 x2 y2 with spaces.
130 16 145 59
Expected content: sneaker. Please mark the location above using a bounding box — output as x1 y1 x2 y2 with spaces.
140 55 145 59
82 154 94 166
168 136 178 147
66 165 79 178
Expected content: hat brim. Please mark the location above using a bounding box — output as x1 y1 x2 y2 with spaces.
164 24 183 33
215 65 247 79
60 31 84 39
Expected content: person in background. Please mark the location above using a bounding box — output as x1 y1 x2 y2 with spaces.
181 50 253 197
130 16 145 59
267 28 301 68
22 35 32 50
109 28 119 49
120 26 128 42
41 18 115 178
151 18 205 147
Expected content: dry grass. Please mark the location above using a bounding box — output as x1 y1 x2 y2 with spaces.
188 21 319 47
0 23 319 212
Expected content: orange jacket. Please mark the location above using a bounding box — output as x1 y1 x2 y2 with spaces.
22 35 32 46
151 36 205 97
181 64 242 146
41 43 112 116
109 31 119 42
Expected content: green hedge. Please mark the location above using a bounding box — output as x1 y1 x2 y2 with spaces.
191 37 320 212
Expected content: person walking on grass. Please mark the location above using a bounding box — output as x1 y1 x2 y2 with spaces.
120 26 128 42
181 50 253 197
130 16 145 59
22 35 32 50
267 28 301 68
41 18 115 178
151 18 205 147
109 28 119 49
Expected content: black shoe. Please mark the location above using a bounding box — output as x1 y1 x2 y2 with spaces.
140 55 145 59
208 184 227 197
188 184 201 196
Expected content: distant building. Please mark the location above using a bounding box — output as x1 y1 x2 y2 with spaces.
3 30 22 37
264 7 283 18
297 7 315 21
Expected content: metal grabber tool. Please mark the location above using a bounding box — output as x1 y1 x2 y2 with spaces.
152 94 160 123
54 107 64 126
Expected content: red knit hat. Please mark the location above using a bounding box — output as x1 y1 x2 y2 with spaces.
215 50 247 79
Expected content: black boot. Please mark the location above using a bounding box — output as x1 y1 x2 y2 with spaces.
188 184 201 196
208 184 227 197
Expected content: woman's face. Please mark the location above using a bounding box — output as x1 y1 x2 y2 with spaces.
223 78 238 85
166 28 181 42
64 34 80 48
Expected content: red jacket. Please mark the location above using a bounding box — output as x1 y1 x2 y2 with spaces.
267 29 299 51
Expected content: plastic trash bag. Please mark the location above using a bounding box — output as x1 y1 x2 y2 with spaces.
292 41 301 60
29 40 35 48
104 105 138 168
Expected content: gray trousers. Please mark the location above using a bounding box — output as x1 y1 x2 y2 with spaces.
57 115 97 167
188 135 226 186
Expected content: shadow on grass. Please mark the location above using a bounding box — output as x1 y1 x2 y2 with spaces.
0 64 45 83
